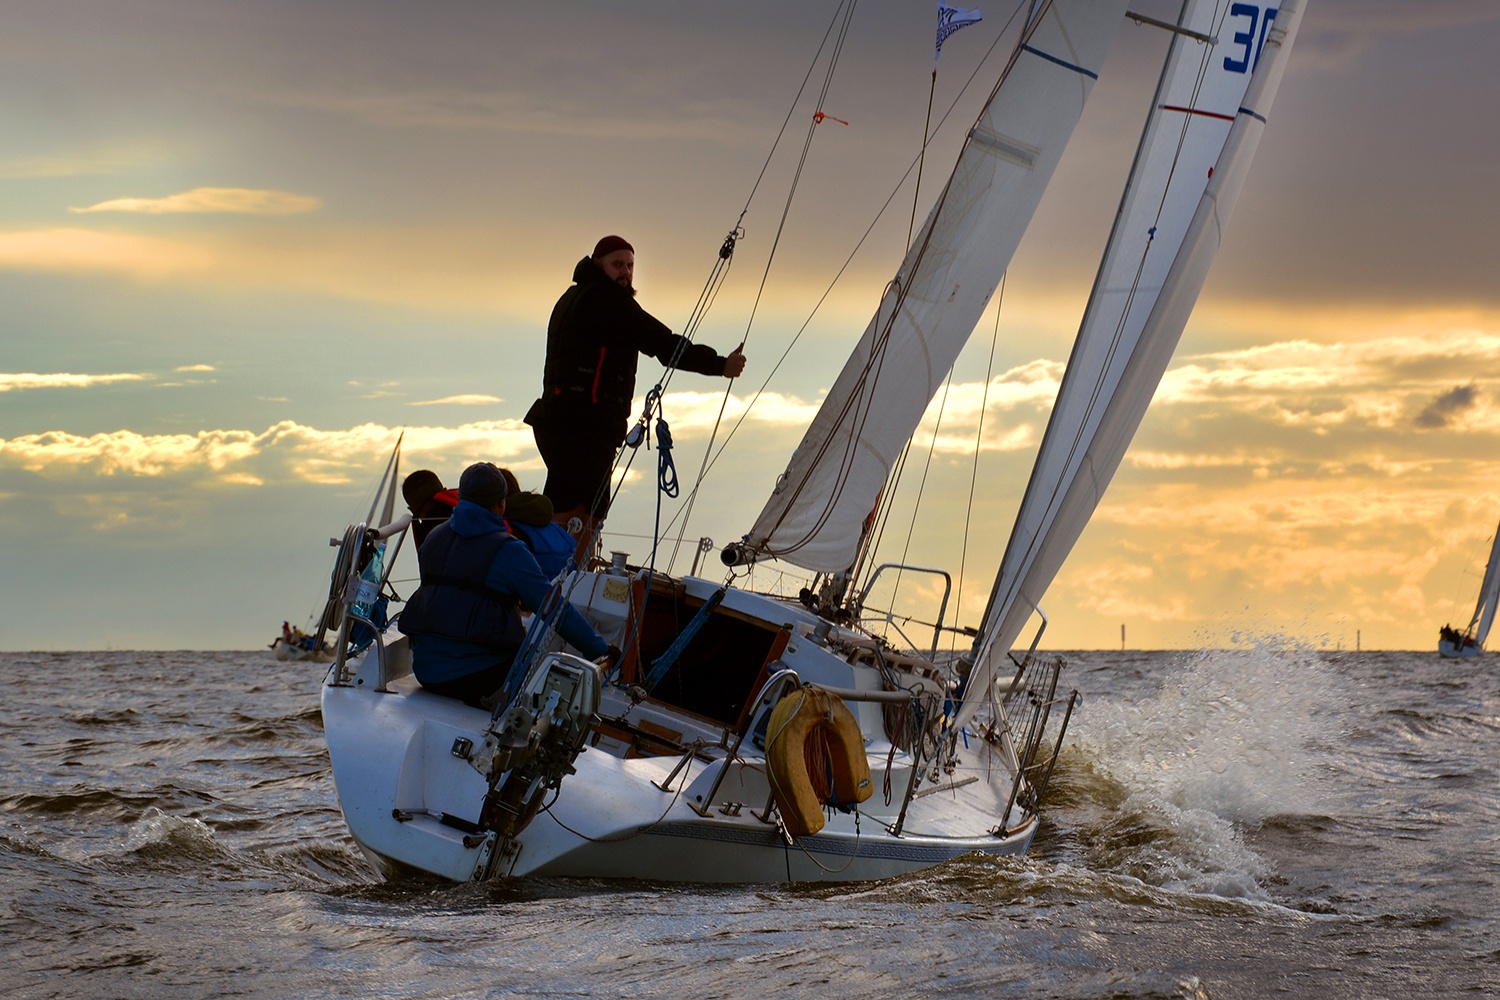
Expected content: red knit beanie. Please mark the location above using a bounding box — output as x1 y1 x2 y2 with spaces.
591 235 634 259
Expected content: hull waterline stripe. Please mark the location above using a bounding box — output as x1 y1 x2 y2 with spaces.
1021 44 1099 80
645 819 1036 863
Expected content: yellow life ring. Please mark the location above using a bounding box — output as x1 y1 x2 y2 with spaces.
765 686 872 838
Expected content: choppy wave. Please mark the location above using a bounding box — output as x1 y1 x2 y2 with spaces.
1 648 1494 1000
1054 643 1350 901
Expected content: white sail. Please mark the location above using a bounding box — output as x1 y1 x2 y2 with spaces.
962 0 1306 717
1467 518 1500 645
738 0 1130 572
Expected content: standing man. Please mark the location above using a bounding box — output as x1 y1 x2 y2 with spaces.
524 235 747 535
401 462 614 708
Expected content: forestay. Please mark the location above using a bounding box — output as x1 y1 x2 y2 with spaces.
739 0 1130 572
962 0 1306 723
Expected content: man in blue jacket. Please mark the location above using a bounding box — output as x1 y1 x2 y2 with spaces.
401 462 613 707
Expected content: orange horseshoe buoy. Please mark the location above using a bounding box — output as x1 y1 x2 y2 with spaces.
765 686 872 837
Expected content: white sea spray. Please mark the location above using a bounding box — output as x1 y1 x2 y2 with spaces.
1071 641 1344 898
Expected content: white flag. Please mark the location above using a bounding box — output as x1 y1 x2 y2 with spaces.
936 3 982 63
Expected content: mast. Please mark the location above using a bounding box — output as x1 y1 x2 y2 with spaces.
959 0 1308 726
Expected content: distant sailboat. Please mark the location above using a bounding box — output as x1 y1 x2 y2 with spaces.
272 433 405 662
1439 517 1500 658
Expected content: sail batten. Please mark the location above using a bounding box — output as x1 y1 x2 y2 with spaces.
741 0 1132 572
959 0 1306 724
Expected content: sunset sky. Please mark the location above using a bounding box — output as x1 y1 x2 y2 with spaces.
4 0 1499 652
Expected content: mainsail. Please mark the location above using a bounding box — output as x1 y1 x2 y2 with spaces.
738 0 1130 572
1465 518 1500 645
962 0 1306 722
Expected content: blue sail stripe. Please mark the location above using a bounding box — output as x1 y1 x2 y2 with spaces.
1021 44 1099 80
1239 106 1268 124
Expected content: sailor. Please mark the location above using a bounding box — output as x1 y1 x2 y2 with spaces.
524 235 747 535
497 467 577 579
400 462 613 707
401 469 459 548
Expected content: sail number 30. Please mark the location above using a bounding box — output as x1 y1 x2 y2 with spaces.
1223 4 1278 74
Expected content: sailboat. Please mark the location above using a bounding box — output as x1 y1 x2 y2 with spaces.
1439 516 1500 658
318 0 1307 883
272 433 406 663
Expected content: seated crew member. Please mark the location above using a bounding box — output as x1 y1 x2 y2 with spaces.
402 469 460 548
400 462 612 707
498 467 577 579
523 235 747 539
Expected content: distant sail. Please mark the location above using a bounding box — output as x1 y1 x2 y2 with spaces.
962 0 1307 719
740 0 1130 572
1467 518 1500 645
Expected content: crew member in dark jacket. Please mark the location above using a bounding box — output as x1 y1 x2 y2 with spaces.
524 235 747 524
401 468 459 548
401 462 611 707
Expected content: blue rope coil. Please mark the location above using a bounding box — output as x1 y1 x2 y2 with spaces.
656 417 679 499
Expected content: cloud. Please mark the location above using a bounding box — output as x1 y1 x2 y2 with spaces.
0 228 210 277
174 364 216 373
0 420 534 485
1414 384 1479 430
69 187 320 215
0 372 149 393
411 394 504 406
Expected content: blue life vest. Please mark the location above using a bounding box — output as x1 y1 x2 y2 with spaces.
400 522 525 651
509 520 576 579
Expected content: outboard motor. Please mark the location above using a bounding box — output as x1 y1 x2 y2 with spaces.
460 653 603 870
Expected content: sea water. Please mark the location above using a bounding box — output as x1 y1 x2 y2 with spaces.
0 647 1494 998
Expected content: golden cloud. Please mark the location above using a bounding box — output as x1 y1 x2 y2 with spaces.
411 394 505 406
0 229 210 277
69 187 320 215
0 372 149 393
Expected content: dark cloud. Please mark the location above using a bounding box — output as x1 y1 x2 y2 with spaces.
1415 383 1479 429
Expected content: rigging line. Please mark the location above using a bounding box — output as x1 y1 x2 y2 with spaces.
763 3 1041 553
659 243 744 568
739 0 860 347
601 246 735 523
889 364 957 596
766 276 910 552
652 2 861 546
735 17 1043 556
862 428 915 582
741 0 859 218
957 278 1004 651
666 382 734 572
653 0 857 403
653 0 1032 545
908 68 938 249
654 240 736 397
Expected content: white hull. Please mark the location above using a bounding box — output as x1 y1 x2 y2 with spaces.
321 573 1051 885
1438 638 1482 659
